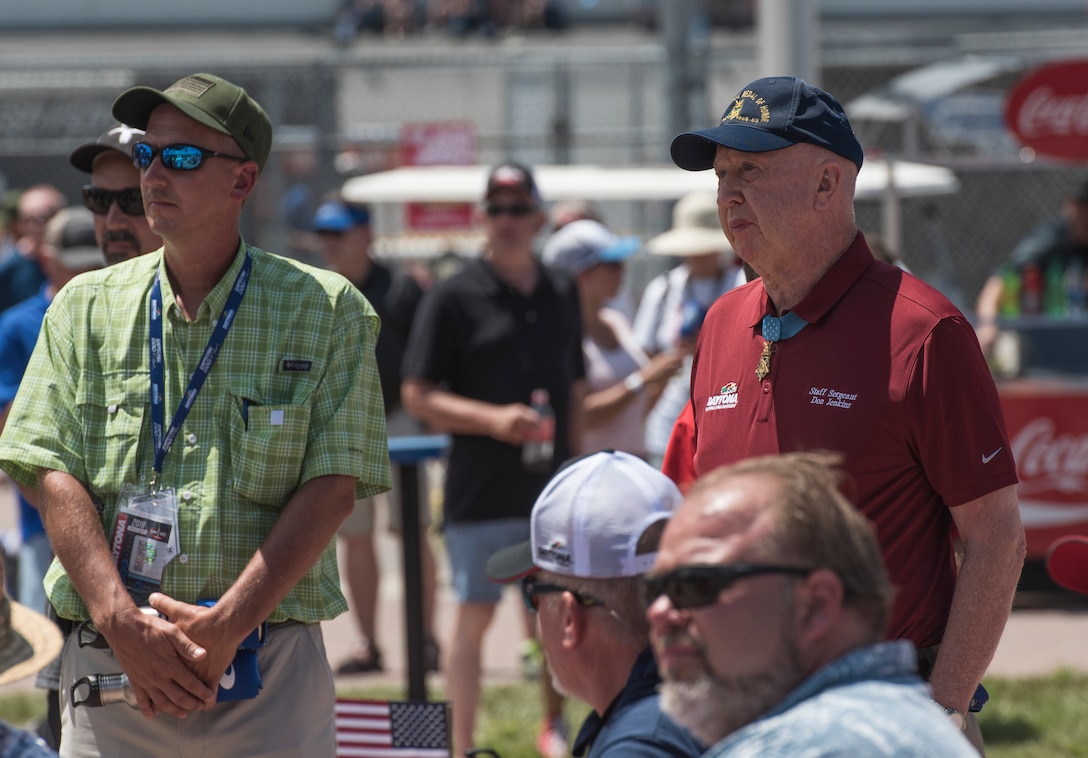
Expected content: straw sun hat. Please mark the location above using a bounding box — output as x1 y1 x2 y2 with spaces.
0 557 62 687
646 191 733 257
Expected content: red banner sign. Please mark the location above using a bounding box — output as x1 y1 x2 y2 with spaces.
999 382 1088 558
400 121 477 231
1005 59 1088 161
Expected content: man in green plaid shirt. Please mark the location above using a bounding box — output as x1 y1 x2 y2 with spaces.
0 73 390 756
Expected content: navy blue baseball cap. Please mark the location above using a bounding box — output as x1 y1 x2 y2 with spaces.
671 76 864 172
311 200 371 232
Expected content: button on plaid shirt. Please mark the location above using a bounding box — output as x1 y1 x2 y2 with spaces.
0 243 390 623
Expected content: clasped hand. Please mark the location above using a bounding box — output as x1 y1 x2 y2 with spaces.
98 593 245 719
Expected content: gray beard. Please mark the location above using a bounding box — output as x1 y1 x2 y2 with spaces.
659 626 805 746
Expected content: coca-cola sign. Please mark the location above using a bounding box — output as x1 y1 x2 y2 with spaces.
1012 417 1088 497
1005 59 1088 161
1001 387 1088 558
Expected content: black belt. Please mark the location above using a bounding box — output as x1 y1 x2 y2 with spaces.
69 617 304 651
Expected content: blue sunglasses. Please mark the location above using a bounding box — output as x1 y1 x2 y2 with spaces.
132 142 248 172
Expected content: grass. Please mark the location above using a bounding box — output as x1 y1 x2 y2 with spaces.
4 672 1086 757
976 670 1088 758
337 674 1088 758
335 680 592 758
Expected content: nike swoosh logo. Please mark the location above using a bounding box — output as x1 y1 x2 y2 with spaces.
220 664 236 690
982 448 1003 464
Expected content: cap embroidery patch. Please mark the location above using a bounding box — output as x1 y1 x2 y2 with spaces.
108 125 143 146
168 75 216 99
491 166 526 184
724 90 771 124
536 539 571 567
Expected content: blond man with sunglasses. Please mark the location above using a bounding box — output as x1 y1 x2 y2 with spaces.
647 451 977 757
0 73 390 756
486 450 704 758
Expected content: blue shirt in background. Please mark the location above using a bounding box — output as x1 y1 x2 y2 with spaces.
705 641 977 757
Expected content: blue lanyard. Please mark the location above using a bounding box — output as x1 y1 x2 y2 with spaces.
149 251 252 480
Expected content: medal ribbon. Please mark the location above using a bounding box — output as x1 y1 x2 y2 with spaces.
756 311 809 381
149 251 252 480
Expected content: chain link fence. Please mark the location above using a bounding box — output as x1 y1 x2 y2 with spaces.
2 25 1087 308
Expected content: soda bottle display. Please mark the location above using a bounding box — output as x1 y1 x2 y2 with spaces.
1066 259 1086 316
1044 259 1068 317
999 265 1022 319
1021 263 1043 315
522 388 555 474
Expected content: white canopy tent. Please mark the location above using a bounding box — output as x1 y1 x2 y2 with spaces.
341 160 958 204
341 160 959 256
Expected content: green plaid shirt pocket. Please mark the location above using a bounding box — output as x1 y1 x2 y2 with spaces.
228 400 311 507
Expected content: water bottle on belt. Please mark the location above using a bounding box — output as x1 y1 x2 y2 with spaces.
71 673 138 709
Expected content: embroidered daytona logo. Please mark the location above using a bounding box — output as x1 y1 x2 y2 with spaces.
705 382 739 412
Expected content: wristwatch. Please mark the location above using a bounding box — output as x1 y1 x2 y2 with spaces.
940 704 967 732
623 372 645 394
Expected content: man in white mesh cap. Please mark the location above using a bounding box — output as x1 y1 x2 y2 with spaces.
486 450 704 758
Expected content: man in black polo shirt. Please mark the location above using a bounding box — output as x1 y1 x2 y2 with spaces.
402 162 586 758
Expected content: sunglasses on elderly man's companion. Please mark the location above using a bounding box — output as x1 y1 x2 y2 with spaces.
82 186 144 217
485 203 535 218
640 563 814 610
132 142 248 172
520 575 605 613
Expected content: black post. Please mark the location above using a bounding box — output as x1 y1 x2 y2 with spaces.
387 435 449 702
398 460 426 702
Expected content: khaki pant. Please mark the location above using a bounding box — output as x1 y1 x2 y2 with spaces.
59 623 336 757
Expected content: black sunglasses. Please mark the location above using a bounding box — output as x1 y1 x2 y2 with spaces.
485 203 535 218
82 186 144 217
132 142 248 172
641 563 814 610
521 575 605 613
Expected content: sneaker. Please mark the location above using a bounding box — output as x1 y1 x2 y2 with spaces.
536 715 569 758
335 644 383 675
521 638 543 681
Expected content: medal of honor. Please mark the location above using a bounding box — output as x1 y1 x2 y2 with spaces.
756 311 810 381
755 341 773 381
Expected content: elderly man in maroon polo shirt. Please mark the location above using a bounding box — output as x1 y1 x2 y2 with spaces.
660 76 1026 754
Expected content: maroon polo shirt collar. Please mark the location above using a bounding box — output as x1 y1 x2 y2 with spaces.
747 232 875 330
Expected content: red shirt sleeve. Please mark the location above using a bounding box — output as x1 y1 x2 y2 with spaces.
661 400 698 493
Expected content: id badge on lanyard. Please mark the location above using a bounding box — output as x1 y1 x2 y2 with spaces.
109 252 252 603
110 483 180 606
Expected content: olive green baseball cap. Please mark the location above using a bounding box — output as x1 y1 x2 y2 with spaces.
112 73 272 174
